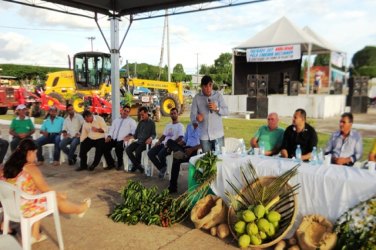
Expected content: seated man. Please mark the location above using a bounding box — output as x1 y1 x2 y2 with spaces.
35 106 64 166
280 108 318 161
126 106 156 173
250 112 284 156
166 120 201 193
325 112 362 166
9 104 35 152
104 105 136 170
148 108 184 179
59 104 84 165
76 110 107 171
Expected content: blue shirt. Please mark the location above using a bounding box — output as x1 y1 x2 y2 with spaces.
185 123 201 147
190 90 229 140
41 116 64 133
325 129 363 163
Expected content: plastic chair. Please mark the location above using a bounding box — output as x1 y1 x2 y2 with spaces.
223 137 243 153
0 234 22 250
0 181 64 250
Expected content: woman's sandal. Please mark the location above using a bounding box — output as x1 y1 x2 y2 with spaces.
78 198 91 218
31 233 48 244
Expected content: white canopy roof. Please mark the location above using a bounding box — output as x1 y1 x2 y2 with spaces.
234 17 343 54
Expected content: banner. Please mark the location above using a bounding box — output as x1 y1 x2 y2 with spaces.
246 44 301 62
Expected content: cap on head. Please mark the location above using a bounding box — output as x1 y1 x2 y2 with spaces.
16 104 27 110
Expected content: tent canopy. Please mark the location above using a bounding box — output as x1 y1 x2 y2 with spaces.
234 16 342 54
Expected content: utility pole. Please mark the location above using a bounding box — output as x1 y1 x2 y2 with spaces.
158 11 167 80
196 53 199 86
86 36 96 51
166 11 171 82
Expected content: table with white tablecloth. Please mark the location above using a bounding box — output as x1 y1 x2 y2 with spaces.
189 153 376 229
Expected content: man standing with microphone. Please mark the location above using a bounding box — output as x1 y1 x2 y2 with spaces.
190 75 229 153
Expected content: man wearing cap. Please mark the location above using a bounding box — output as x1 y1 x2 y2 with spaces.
59 104 84 165
9 104 35 151
35 106 64 166
166 120 201 193
103 105 137 171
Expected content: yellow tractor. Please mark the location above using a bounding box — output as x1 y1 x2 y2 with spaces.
45 51 184 116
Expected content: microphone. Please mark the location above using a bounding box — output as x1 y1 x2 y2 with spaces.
208 98 212 113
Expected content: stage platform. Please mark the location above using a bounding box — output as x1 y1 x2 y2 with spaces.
223 94 346 119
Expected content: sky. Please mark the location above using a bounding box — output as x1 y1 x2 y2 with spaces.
0 0 375 74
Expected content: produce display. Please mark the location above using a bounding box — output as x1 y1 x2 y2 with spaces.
334 195 376 249
109 152 219 227
227 163 300 248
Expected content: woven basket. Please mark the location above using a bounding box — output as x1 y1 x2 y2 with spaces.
228 176 298 249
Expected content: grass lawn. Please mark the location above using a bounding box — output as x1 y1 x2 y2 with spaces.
0 114 372 161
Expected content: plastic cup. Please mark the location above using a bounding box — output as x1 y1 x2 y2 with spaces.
324 154 331 166
253 148 260 155
368 161 375 172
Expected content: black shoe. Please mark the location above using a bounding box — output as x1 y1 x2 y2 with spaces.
88 165 96 171
130 166 138 172
138 165 145 174
168 186 177 194
116 164 123 171
75 166 87 171
68 159 75 165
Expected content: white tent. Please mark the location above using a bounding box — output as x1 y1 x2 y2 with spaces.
233 17 345 94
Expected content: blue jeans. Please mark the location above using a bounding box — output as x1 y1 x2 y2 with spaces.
36 133 61 161
147 144 169 170
59 137 80 161
200 136 224 153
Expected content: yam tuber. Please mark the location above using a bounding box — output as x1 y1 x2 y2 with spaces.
288 245 300 250
274 240 286 250
288 237 297 246
216 223 230 239
210 226 217 236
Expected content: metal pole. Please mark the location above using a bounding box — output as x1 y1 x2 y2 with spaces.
166 12 171 82
306 43 312 95
86 36 95 51
196 53 199 86
110 16 120 120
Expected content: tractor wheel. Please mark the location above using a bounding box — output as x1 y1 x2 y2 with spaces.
71 93 85 113
160 93 180 116
48 92 66 107
0 107 8 115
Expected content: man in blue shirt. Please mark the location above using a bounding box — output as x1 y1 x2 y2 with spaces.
36 106 64 166
325 112 362 166
190 75 229 153
166 121 201 193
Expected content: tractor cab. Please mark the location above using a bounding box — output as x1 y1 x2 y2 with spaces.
73 52 111 90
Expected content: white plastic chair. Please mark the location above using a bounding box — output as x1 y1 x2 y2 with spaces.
223 137 243 153
0 181 64 250
0 234 22 250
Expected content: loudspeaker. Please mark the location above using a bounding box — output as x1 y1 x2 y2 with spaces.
360 76 369 96
257 75 268 97
246 97 268 118
350 96 368 113
247 74 257 97
288 81 299 96
282 72 290 94
348 76 362 96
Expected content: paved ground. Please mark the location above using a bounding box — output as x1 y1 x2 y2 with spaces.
2 107 376 250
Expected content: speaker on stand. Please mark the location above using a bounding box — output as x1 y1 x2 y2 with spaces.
257 74 268 97
247 74 258 97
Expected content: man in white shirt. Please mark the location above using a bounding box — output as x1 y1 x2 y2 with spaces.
103 105 137 170
60 104 84 165
147 108 184 179
76 110 107 172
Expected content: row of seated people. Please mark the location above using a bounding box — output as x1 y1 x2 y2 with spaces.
250 109 376 167
2 103 199 194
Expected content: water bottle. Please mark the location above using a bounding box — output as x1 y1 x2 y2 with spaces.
311 146 318 166
259 141 265 157
295 144 302 162
318 148 324 165
214 140 220 155
145 164 151 177
240 139 246 156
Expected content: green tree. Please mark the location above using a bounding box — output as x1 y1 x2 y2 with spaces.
313 54 330 66
198 52 232 86
352 46 376 77
171 63 186 82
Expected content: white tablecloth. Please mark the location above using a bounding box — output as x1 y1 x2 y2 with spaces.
190 154 376 226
